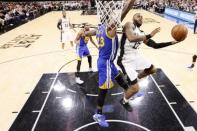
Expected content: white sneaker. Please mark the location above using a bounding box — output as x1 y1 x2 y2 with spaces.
75 77 84 84
89 68 93 72
187 65 194 71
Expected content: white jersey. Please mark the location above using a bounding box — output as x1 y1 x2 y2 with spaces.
61 17 70 31
119 26 145 61
60 17 74 43
124 26 145 53
117 25 152 81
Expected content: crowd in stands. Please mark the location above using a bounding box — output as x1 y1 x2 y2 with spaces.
136 0 197 13
0 0 197 34
0 1 89 34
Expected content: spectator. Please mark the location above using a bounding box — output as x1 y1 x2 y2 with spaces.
135 0 197 13
0 1 88 34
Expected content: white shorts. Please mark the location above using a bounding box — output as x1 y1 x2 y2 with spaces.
61 31 74 43
121 52 152 81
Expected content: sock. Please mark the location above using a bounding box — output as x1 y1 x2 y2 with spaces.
123 96 129 104
97 109 102 114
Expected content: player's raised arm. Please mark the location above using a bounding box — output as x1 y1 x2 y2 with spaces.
90 36 98 49
74 29 82 45
144 39 179 49
124 22 160 42
121 0 136 22
124 22 146 42
84 29 97 36
57 19 62 30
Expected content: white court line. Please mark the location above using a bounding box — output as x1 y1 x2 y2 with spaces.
158 84 165 88
42 91 48 94
150 75 186 130
170 102 177 105
74 119 151 131
56 97 62 99
147 91 154 94
86 94 98 97
31 72 59 131
111 92 124 96
66 88 77 93
32 110 40 113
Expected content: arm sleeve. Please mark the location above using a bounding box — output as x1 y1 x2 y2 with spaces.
146 39 173 49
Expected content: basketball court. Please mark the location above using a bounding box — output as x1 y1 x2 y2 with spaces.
0 9 197 131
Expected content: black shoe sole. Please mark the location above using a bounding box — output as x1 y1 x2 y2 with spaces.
120 99 133 112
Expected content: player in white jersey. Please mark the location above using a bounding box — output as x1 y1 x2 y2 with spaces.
117 13 180 94
57 10 75 49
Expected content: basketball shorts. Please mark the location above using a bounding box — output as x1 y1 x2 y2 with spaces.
61 31 73 43
98 58 119 89
119 52 152 82
76 45 90 61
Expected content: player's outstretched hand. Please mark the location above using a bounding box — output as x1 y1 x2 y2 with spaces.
150 27 160 37
171 40 180 45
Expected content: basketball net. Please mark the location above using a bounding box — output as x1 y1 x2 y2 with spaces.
95 0 125 28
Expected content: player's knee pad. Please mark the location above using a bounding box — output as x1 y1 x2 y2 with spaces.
127 78 138 87
193 55 197 62
144 65 156 74
97 89 108 107
115 73 129 90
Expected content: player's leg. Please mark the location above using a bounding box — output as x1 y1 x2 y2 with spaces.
84 46 93 71
60 31 65 49
121 76 140 108
111 64 135 111
117 58 140 98
68 31 74 47
138 64 156 79
75 46 84 84
61 33 66 49
188 54 197 69
62 42 65 49
133 54 156 79
93 59 111 127
87 55 92 71
70 41 74 47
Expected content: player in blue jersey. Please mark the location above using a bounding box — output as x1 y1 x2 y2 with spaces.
74 23 98 84
84 0 137 127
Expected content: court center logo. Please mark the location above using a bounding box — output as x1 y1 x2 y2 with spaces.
0 34 42 49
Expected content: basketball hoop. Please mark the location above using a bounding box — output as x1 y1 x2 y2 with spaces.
95 0 125 28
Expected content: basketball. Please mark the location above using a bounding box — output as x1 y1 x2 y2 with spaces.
171 24 188 41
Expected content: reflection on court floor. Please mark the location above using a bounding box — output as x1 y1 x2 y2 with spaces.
9 69 197 131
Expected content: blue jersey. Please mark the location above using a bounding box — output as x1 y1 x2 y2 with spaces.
77 35 90 60
96 24 119 61
79 36 89 47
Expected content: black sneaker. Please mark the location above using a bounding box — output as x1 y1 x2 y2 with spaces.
187 65 194 69
120 98 133 112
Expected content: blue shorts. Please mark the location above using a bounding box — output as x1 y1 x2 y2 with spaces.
76 45 90 60
97 58 119 89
